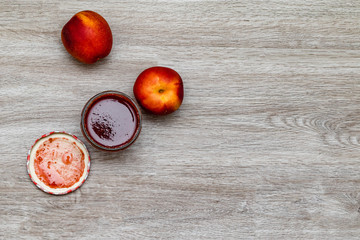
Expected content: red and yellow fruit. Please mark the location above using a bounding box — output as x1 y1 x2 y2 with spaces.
133 66 184 115
61 10 113 64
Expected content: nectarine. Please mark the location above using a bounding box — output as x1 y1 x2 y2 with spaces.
133 66 184 115
61 10 113 64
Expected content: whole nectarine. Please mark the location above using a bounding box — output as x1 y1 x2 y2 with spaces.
61 10 113 64
133 66 184 115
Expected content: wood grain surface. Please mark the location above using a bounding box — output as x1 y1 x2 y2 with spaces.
1 0 360 239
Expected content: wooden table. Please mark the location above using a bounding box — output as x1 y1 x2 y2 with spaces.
1 0 360 239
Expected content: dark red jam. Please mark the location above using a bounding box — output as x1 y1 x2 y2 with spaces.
83 92 141 150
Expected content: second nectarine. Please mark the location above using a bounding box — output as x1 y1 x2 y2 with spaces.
133 66 184 115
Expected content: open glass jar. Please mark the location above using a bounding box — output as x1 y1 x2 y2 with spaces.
81 91 142 151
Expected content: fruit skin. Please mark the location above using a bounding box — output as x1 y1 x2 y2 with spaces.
61 10 113 64
133 66 184 115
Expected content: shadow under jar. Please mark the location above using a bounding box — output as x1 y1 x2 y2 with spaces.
81 91 142 151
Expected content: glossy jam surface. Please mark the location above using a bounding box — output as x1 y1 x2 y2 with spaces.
85 94 138 148
34 137 85 189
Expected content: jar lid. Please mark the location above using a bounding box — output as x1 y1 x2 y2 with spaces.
27 131 90 195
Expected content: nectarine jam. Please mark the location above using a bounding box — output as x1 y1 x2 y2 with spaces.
81 91 142 151
34 137 85 188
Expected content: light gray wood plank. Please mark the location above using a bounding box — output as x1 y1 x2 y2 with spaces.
1 0 360 239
